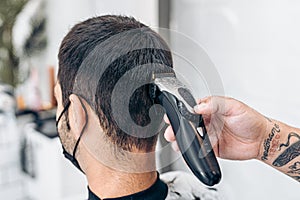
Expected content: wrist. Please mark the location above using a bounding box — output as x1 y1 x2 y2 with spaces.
257 118 281 163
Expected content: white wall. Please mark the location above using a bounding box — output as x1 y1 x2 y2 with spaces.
46 0 158 69
171 0 300 199
42 0 158 104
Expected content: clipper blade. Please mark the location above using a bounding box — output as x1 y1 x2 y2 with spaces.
152 73 199 122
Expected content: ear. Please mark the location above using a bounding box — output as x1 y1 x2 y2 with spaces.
68 94 86 139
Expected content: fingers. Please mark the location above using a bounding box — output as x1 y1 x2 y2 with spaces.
164 125 175 142
164 96 228 125
163 96 232 153
163 114 170 124
211 142 220 157
164 125 180 152
163 114 176 143
194 96 228 116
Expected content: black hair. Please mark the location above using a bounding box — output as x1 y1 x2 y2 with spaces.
58 15 173 152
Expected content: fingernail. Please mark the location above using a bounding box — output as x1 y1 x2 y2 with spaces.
194 103 206 112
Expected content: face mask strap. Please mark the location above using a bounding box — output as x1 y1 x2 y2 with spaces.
56 96 89 174
56 100 71 127
72 97 89 159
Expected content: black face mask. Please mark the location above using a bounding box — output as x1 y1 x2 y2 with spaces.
56 100 87 174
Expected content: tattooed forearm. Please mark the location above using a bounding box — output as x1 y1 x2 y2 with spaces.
272 132 300 167
272 140 300 167
260 121 300 182
278 132 300 150
261 123 280 161
287 161 300 182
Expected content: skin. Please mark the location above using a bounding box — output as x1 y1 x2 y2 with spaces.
54 83 157 199
164 96 300 182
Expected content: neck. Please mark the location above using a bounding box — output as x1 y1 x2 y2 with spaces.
86 165 157 199
79 119 158 198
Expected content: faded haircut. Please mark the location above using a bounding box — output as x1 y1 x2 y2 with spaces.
58 15 174 152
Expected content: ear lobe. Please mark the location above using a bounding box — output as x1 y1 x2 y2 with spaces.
69 94 86 139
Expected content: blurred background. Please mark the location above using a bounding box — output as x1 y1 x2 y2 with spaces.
0 0 299 199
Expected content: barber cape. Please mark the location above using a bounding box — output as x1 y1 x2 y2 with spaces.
88 170 224 200
162 171 223 200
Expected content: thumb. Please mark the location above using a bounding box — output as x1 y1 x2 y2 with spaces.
193 102 209 114
194 96 227 115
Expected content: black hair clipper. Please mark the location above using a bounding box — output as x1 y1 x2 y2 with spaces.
150 73 221 186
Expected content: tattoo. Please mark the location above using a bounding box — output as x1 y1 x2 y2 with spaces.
278 132 300 150
269 134 280 156
261 123 280 161
272 132 300 167
287 161 300 182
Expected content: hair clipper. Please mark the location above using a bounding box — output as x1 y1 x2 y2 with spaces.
150 73 221 186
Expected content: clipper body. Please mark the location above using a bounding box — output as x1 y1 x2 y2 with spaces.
151 74 221 186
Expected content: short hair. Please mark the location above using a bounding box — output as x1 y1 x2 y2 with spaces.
58 15 173 152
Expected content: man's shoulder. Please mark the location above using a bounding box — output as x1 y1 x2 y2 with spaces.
160 171 224 200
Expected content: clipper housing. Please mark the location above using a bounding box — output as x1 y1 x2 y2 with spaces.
150 73 221 186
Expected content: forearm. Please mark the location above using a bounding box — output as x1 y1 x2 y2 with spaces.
258 118 300 182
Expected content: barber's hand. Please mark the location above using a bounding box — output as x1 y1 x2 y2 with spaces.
164 96 268 161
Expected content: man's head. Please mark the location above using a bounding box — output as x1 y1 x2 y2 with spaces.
55 15 174 172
